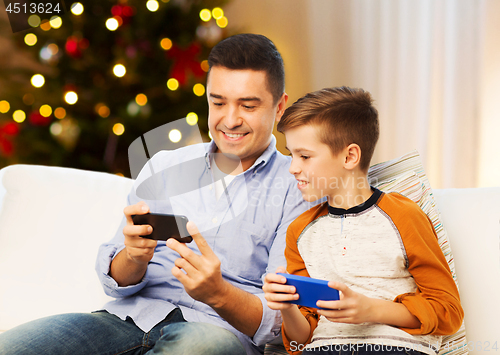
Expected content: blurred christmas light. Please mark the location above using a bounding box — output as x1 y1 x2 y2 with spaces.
200 60 209 72
0 100 10 113
193 83 205 97
40 19 51 31
31 74 45 88
64 91 78 105
24 33 37 46
167 78 179 91
39 104 53 117
96 104 110 118
22 94 35 105
212 7 224 20
160 38 173 50
216 16 228 28
50 16 62 29
54 107 66 119
50 122 62 135
48 43 59 55
13 110 26 123
71 2 84 15
186 112 198 126
28 15 41 27
127 101 140 116
169 129 182 143
113 123 125 136
113 64 126 77
146 0 159 12
135 94 148 106
200 9 211 22
106 18 119 31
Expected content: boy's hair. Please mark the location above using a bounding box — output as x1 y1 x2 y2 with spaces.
277 86 379 171
207 33 285 105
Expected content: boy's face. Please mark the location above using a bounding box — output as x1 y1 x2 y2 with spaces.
285 124 346 202
206 66 287 171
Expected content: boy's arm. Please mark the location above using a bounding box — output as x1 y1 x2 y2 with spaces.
381 198 464 335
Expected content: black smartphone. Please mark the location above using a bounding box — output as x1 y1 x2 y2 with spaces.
131 213 193 243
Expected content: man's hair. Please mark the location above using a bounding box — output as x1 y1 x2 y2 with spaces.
277 86 379 171
207 33 285 105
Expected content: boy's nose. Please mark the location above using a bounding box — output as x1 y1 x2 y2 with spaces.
289 159 301 175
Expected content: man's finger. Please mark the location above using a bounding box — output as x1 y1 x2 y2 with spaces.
124 202 149 223
186 221 215 258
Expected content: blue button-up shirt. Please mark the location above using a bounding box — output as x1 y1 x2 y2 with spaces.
95 136 314 355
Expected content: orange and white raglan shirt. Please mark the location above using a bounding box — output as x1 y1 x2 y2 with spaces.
282 188 464 355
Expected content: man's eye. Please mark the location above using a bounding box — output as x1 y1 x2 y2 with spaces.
243 105 256 110
213 102 224 106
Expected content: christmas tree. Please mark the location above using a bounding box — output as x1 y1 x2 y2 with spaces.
0 0 230 177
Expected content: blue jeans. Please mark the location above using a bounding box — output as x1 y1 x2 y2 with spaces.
302 343 426 355
0 309 246 355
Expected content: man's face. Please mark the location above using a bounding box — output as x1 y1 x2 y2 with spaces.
206 66 287 171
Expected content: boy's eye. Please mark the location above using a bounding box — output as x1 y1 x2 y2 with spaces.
301 155 309 160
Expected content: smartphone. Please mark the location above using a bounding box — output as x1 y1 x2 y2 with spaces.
131 213 193 243
277 273 340 309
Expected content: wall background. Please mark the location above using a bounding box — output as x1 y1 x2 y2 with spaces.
225 0 500 189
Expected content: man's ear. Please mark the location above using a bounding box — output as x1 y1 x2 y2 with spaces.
275 92 289 123
344 144 362 170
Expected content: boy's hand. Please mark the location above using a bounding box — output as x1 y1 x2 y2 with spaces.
316 281 376 324
262 267 299 310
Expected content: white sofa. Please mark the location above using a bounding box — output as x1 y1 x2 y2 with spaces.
0 164 499 353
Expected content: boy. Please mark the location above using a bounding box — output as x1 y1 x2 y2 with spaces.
263 87 464 355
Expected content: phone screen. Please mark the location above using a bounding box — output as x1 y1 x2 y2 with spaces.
131 213 193 243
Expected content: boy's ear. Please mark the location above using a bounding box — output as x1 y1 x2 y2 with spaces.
344 144 362 170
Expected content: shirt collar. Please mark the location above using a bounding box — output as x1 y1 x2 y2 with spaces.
204 135 277 173
327 187 383 216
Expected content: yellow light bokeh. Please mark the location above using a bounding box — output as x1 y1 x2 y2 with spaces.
97 105 110 118
106 18 119 31
54 107 66 119
199 9 211 22
50 122 62 136
113 64 126 77
186 112 198 126
212 7 224 20
216 16 228 28
200 60 209 72
28 15 41 28
24 33 37 46
0 100 10 114
50 16 62 29
146 0 159 12
31 74 45 88
160 38 172 50
167 78 179 91
71 2 84 15
40 19 51 31
169 129 182 143
47 43 59 55
193 83 205 97
64 91 78 105
13 110 26 123
135 94 148 106
39 104 52 117
113 123 125 136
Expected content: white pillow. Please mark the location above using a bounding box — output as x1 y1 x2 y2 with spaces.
0 165 134 331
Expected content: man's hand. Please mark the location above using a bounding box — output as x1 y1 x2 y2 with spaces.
122 202 157 266
166 221 228 307
262 267 299 310
109 201 157 287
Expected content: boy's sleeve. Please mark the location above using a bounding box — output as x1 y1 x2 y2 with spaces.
381 196 464 335
282 215 320 355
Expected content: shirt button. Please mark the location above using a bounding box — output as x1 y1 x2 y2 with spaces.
212 217 218 224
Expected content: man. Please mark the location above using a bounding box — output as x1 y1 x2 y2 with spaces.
0 33 312 355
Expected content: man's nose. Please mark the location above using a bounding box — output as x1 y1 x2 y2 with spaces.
223 106 243 129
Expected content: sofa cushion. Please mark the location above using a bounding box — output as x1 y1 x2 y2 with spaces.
368 151 467 355
0 164 134 331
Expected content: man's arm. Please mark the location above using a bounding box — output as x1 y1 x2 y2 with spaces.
109 202 157 287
